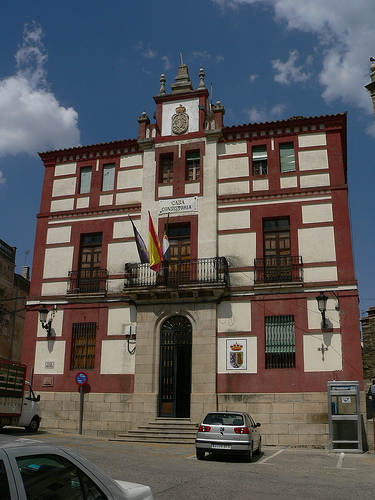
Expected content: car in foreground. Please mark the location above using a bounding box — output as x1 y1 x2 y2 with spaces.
0 435 153 499
195 411 261 462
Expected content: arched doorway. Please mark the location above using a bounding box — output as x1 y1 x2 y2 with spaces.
159 315 192 418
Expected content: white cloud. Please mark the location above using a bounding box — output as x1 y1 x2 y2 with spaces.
192 51 212 60
213 0 375 115
143 48 157 59
0 22 80 162
162 56 171 71
272 50 311 85
249 74 258 82
243 102 287 122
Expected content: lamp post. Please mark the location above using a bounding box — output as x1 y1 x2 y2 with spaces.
316 292 328 329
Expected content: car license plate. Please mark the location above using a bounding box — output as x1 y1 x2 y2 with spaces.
212 444 231 449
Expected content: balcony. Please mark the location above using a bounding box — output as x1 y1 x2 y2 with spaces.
124 257 229 304
67 269 108 295
254 256 303 285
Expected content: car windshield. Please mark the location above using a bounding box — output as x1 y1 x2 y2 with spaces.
203 414 244 426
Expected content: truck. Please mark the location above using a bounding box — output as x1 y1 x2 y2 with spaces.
0 358 41 432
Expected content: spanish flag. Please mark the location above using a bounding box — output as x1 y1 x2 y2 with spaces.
149 211 163 272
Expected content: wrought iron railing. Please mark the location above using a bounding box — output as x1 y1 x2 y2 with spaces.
67 269 108 294
254 256 303 284
124 257 229 288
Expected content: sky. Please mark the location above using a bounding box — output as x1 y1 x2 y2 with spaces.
0 0 374 317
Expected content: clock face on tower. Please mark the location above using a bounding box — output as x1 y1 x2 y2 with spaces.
171 104 189 135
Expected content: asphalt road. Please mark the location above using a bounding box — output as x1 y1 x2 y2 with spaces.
2 428 375 499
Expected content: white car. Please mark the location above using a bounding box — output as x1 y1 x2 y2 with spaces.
195 411 261 462
0 436 153 499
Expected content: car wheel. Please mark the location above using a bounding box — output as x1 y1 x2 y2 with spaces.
25 417 39 433
254 437 262 455
196 449 205 460
246 442 253 462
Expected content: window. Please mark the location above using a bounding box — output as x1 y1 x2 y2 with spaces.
102 163 115 191
79 233 103 293
280 143 295 172
252 145 268 175
160 154 173 183
79 166 92 194
263 218 291 282
265 315 295 369
17 453 106 500
186 151 200 180
167 225 191 284
71 322 96 370
0 460 10 500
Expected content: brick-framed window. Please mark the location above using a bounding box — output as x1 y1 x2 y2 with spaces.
252 145 268 175
186 151 200 180
71 322 96 370
279 143 295 172
102 163 115 191
265 315 295 369
79 166 92 194
160 154 174 183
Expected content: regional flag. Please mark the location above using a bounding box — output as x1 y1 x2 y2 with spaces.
149 212 163 272
162 214 171 262
162 233 171 262
128 215 149 264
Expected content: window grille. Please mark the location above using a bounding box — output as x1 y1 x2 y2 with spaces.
71 322 96 370
265 315 295 369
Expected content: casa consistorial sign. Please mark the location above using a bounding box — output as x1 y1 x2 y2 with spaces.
159 197 198 215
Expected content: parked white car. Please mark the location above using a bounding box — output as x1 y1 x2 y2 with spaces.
0 436 153 499
195 411 261 462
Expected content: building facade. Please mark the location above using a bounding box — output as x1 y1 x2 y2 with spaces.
0 239 30 361
23 64 364 446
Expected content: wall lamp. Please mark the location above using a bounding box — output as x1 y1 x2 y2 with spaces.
39 304 56 336
125 325 136 355
316 291 339 329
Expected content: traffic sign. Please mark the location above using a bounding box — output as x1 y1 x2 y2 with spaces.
75 372 88 386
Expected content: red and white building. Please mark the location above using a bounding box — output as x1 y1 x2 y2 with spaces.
23 64 364 446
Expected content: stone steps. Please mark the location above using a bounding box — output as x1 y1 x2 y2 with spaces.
113 418 199 445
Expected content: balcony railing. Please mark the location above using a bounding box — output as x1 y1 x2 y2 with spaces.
67 269 108 294
254 256 303 284
124 257 229 288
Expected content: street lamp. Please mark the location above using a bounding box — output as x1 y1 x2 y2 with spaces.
316 292 328 329
38 305 55 336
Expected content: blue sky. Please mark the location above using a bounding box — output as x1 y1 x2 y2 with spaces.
0 0 374 316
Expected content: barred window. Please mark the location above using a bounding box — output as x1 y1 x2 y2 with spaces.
265 315 295 369
71 322 96 370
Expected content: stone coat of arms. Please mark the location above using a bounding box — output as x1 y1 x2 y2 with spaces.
172 104 189 135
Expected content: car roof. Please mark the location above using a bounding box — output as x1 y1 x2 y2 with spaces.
204 411 248 415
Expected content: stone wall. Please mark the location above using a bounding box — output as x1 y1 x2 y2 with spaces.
39 392 133 438
361 307 375 384
39 390 372 450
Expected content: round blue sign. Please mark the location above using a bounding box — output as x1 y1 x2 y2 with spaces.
75 372 88 386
